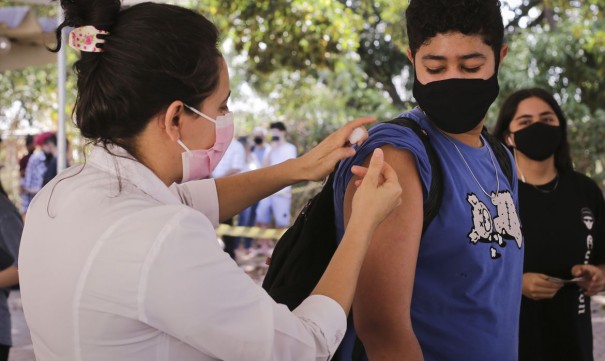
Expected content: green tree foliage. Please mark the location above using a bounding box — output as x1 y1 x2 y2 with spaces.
201 0 404 165
206 0 409 108
1 0 603 191
206 0 605 190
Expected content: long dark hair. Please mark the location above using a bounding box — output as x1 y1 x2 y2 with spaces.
493 88 573 173
53 0 222 159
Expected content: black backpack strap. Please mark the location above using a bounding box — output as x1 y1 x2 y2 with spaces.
481 128 514 187
261 168 339 310
384 117 444 230
352 336 366 361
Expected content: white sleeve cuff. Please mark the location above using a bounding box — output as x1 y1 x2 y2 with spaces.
293 295 347 357
170 179 219 228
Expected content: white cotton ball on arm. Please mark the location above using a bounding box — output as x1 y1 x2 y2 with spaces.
348 127 367 144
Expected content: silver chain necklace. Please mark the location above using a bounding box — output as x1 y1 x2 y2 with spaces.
531 174 559 193
516 162 560 194
442 133 500 199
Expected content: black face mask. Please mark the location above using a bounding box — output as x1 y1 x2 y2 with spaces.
253 136 263 145
412 72 500 134
271 135 280 142
512 122 562 161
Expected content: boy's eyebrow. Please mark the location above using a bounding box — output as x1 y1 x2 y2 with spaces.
459 52 487 60
421 53 487 61
421 54 447 61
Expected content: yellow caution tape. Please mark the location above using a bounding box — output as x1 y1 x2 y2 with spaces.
214 182 324 240
216 224 287 240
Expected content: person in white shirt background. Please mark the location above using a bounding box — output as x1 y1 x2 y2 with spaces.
235 131 268 257
18 1 402 360
250 126 271 170
212 138 246 259
255 122 298 254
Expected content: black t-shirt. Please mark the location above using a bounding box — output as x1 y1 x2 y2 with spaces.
518 171 605 361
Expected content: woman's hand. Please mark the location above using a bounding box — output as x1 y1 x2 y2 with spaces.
212 116 374 221
572 264 605 296
349 148 401 231
293 116 375 181
522 273 563 300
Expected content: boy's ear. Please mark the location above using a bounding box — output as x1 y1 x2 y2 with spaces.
499 44 509 66
407 48 414 64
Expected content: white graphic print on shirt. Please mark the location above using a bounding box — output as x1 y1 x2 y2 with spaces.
579 207 595 314
467 191 522 259
581 207 594 231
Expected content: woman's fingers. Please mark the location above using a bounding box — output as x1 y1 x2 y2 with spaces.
363 148 384 187
523 273 564 300
340 116 375 138
380 158 398 185
351 151 399 196
360 149 401 205
351 166 367 187
327 117 375 148
295 117 374 182
350 165 368 178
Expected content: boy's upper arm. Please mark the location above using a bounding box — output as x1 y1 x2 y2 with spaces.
343 145 424 339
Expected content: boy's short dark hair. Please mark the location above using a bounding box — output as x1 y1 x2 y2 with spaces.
25 134 34 146
406 0 504 62
270 122 287 132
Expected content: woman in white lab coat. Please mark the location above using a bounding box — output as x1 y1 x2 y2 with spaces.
17 1 401 361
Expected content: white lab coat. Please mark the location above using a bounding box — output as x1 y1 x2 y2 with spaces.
18 145 345 361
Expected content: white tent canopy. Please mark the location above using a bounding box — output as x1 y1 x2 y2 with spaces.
0 6 57 71
0 0 173 72
1 0 181 72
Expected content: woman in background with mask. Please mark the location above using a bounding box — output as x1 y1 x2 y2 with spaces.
493 87 605 361
18 2 402 360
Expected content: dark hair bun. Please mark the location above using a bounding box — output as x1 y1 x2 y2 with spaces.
53 2 222 157
59 0 120 30
53 0 120 52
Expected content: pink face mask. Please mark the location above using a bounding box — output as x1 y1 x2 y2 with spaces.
177 105 234 183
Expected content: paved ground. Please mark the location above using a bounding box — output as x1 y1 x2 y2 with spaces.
8 291 33 361
7 256 605 360
594 294 605 361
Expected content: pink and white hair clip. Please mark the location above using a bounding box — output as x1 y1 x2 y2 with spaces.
68 26 108 53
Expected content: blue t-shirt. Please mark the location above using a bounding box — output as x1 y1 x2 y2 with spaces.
333 108 524 361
